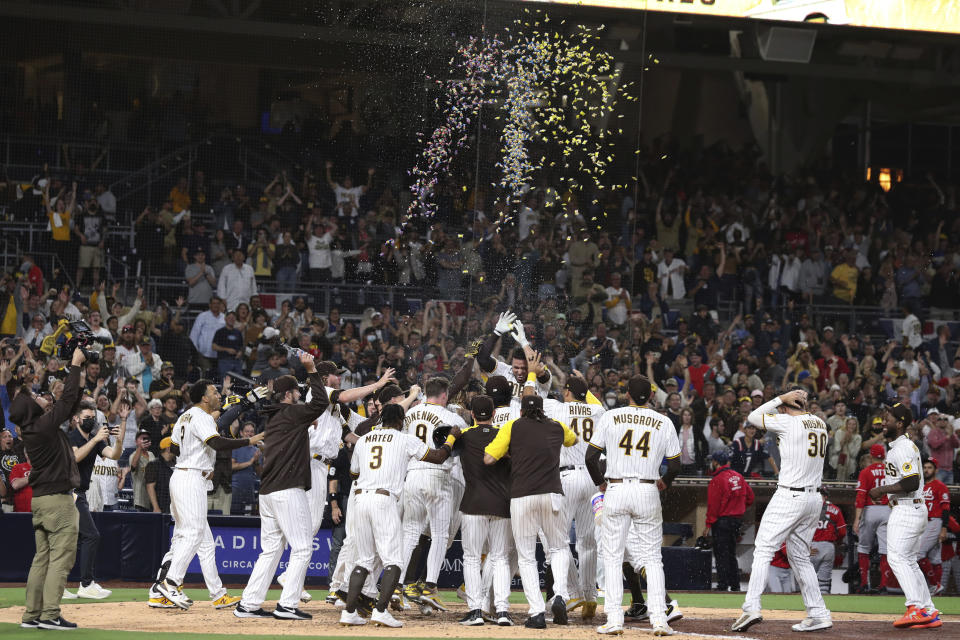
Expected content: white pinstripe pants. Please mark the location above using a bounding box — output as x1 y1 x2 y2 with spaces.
888 503 935 611
354 491 404 569
277 461 328 588
561 467 598 601
446 479 465 548
166 469 223 597
511 493 569 614
462 514 511 612
240 488 313 610
331 492 380 598
600 482 666 627
401 469 451 584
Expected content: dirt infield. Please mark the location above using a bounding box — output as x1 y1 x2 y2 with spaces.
0 600 952 639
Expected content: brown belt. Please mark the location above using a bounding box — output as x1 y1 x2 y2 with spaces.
889 497 923 507
354 488 392 498
607 478 656 484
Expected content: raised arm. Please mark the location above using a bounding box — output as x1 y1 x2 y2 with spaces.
338 368 396 405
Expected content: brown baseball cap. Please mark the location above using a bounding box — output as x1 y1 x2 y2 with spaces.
471 395 495 421
627 375 653 404
565 376 588 401
316 360 343 377
888 403 913 427
486 375 511 401
521 395 543 413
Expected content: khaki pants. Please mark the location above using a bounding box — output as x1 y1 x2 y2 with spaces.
24 493 79 622
207 485 232 514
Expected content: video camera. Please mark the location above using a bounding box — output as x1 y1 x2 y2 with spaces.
41 319 111 364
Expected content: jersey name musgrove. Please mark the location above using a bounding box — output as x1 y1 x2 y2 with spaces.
612 412 665 429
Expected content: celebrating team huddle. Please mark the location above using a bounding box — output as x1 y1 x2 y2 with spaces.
146 309 946 635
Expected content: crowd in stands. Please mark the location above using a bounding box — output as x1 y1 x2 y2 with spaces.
2 140 960 521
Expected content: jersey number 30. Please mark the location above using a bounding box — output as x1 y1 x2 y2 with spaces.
618 429 651 457
807 432 827 458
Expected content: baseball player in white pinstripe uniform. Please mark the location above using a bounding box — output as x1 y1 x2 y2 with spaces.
868 405 942 629
477 311 552 399
155 380 264 610
732 388 833 633
339 403 459 628
397 377 467 609
544 375 605 620
585 375 680 636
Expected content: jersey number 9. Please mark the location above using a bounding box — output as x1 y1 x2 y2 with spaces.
806 432 827 458
569 417 594 442
370 445 383 469
618 429 651 457
414 423 428 443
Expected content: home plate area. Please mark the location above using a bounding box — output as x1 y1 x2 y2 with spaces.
0 601 953 639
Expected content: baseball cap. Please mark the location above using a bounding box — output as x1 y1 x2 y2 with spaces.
823 326 835 333
710 449 730 465
262 326 279 340
140 336 152 345
161 361 174 369
750 389 763 398
315 361 344 377
565 376 588 401
136 429 151 439
738 396 752 404
888 403 913 427
423 353 437 361
273 375 300 397
664 377 679 388
122 325 135 333
870 444 886 459
159 436 173 450
471 395 495 421
627 375 652 404
521 395 543 413
926 458 939 469
486 376 511 403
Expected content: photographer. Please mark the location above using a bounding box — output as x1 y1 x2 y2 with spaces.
12 346 86 630
69 398 128 597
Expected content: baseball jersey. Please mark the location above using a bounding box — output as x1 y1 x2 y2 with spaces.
756 408 827 488
545 399 605 467
403 402 466 472
171 406 219 472
590 405 680 480
855 462 889 507
812 501 847 543
458 423 511 518
883 435 923 501
771 544 791 569
486 360 551 398
491 399 520 428
91 455 120 507
351 429 429 496
923 478 950 519
305 387 345 460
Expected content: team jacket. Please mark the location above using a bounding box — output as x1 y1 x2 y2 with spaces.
855 462 889 507
706 464 755 526
923 478 951 520
812 501 847 543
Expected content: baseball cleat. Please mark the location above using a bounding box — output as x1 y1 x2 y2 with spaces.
339 609 367 626
732 611 763 632
325 593 339 605
273 604 312 620
357 594 376 618
894 606 938 628
929 582 944 596
233 604 274 619
456 582 467 601
459 609 484 626
551 595 568 625
372 608 403 628
77 582 112 599
567 597 585 611
417 586 447 611
299 590 312 603
625 602 648 620
525 613 547 629
148 595 176 609
403 582 424 599
791 617 833 632
652 622 675 636
496 611 513 626
482 610 499 624
212 594 241 609
666 600 683 623
580 601 598 619
913 613 942 629
155 579 192 610
596 622 625 635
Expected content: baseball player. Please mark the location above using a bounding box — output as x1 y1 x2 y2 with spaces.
768 545 796 593
586 374 681 636
852 442 890 593
456 395 513 627
732 388 833 633
338 403 458 628
867 404 941 629
705 449 754 592
485 389 577 629
543 374 605 619
276 363 396 602
918 459 950 595
234 357 342 620
810 490 847 594
154 380 264 610
397 377 467 610
477 311 551 399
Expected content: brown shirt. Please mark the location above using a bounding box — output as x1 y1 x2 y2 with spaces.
458 423 510 518
485 416 576 499
19 368 84 497
258 372 332 495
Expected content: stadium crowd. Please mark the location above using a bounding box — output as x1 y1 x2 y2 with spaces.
1 142 959 529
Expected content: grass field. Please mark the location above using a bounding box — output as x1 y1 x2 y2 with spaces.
1 587 956 616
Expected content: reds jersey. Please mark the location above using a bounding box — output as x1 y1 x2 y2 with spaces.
855 462 889 507
171 407 219 472
403 402 466 471
491 399 520 429
812 501 847 543
591 405 680 479
485 360 550 398
923 478 950 519
351 429 429 496
758 410 828 488
545 399 605 467
771 543 791 569
883 435 923 501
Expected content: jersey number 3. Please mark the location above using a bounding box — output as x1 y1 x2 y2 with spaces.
618 429 651 457
369 445 383 469
807 432 827 458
